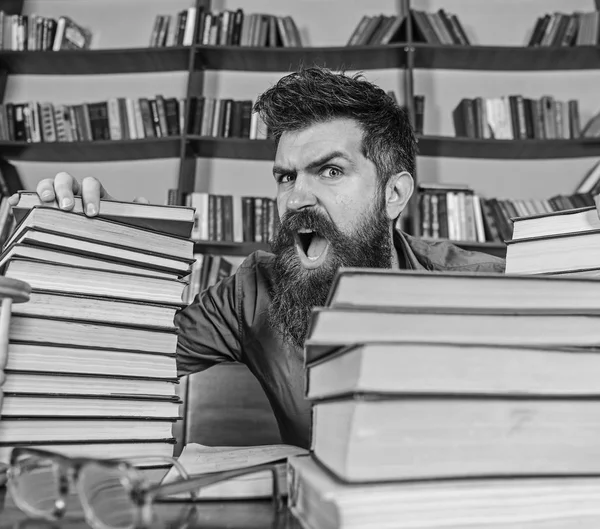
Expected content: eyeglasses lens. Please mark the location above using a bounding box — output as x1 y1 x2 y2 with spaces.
10 453 62 517
79 463 137 529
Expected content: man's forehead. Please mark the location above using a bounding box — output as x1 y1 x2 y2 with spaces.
275 119 365 168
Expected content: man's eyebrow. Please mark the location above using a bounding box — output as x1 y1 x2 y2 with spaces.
272 151 354 177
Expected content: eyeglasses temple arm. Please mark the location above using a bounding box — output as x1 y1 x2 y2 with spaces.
146 463 282 508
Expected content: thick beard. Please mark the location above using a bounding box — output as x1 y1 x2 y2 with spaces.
268 199 392 349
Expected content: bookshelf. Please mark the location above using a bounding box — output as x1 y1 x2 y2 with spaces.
4 0 600 258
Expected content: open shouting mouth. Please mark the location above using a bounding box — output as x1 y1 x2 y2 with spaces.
294 228 330 269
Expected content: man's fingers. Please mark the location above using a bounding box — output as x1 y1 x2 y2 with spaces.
81 177 112 216
36 178 58 203
7 193 20 207
53 172 80 210
133 196 150 204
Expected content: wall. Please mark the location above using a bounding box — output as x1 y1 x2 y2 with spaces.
6 0 600 205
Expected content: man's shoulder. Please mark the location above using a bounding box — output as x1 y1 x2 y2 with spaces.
234 249 276 290
403 233 506 273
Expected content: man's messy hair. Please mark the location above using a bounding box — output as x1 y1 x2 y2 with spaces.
254 66 416 186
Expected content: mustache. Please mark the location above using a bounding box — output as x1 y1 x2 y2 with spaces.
277 208 341 242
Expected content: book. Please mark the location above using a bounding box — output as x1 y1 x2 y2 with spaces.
12 290 179 329
305 342 600 401
287 455 600 529
0 244 179 280
0 440 177 464
11 192 195 238
3 372 177 399
305 308 600 364
323 268 600 314
505 230 600 275
0 394 180 419
4 343 176 379
511 206 600 241
5 207 194 262
52 16 93 51
3 228 192 277
9 316 177 355
162 443 308 499
311 396 600 482
0 419 174 443
4 259 185 306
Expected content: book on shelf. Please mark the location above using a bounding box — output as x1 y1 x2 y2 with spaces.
527 11 599 47
162 443 307 499
0 96 185 143
185 254 234 304
410 9 470 45
187 96 268 140
186 192 278 244
0 199 195 462
11 191 195 237
0 12 92 51
346 14 406 46
287 455 600 529
150 7 302 48
452 95 581 140
418 181 597 244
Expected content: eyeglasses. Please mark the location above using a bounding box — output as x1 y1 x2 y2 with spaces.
6 447 283 529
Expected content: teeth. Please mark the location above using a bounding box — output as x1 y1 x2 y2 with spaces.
297 228 314 233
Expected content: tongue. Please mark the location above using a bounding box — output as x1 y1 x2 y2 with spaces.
307 235 328 259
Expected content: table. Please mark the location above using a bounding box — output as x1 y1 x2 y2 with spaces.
0 487 302 529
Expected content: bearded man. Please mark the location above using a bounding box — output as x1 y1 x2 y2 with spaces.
13 67 505 448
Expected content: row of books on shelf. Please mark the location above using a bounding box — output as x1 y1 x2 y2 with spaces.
0 193 198 462
453 96 582 141
418 182 597 244
184 192 278 244
0 12 91 51
150 7 302 48
187 96 268 140
0 97 185 144
184 254 233 305
528 11 600 47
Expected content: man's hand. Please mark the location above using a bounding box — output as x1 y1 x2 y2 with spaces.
7 172 149 216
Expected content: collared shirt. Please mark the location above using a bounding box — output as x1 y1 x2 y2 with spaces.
176 232 506 448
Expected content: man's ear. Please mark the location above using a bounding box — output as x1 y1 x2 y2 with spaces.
385 171 414 220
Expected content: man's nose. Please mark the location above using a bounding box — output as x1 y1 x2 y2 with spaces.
286 177 317 211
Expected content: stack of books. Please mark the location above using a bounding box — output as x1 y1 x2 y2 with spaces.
0 192 194 463
289 268 600 528
505 205 600 276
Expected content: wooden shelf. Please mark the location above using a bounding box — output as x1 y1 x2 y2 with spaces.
417 136 600 160
0 47 191 75
195 44 407 72
0 138 182 162
188 136 274 160
193 240 270 256
413 44 600 71
424 239 506 258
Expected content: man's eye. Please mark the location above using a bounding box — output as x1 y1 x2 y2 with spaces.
322 167 342 178
278 174 295 184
